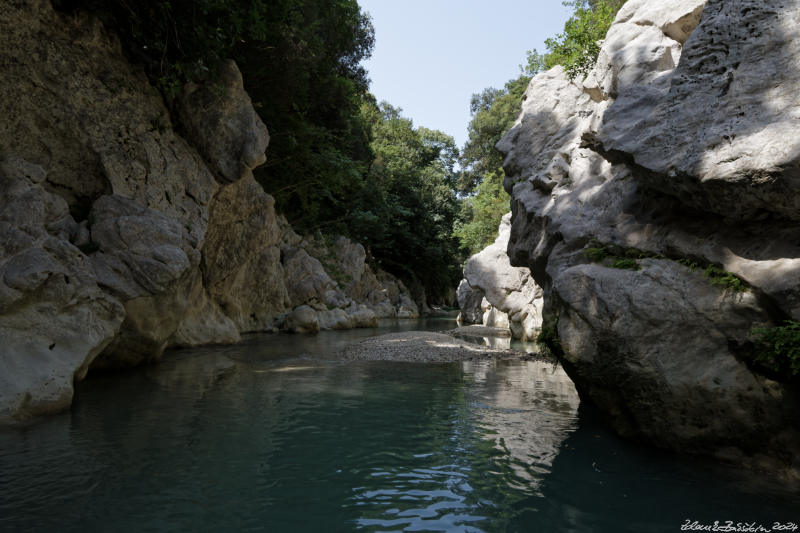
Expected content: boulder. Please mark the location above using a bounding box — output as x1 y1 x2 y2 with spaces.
286 305 320 334
201 175 289 332
598 0 800 222
456 279 484 324
461 214 543 340
285 231 419 319
282 248 337 308
0 0 223 370
169 269 241 346
555 260 796 471
346 304 379 328
318 308 354 331
177 59 269 185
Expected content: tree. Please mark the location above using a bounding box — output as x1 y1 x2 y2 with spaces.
459 76 530 192
350 102 462 302
454 0 627 255
453 169 509 255
452 75 528 254
524 0 626 80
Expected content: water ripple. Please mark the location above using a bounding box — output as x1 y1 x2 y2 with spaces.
1 338 795 532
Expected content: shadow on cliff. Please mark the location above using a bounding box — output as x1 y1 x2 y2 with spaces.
593 0 800 257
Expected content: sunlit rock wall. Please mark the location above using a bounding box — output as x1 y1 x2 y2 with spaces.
457 214 543 340
498 0 800 477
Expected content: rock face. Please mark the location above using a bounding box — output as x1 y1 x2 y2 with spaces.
457 214 543 341
0 0 421 423
282 227 420 322
0 158 125 421
498 0 800 476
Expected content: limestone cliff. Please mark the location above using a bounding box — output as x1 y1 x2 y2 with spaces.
457 214 543 340
499 0 800 476
0 0 417 423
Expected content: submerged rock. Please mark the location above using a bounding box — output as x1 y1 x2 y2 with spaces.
498 0 800 476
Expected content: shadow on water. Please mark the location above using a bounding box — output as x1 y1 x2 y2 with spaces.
509 401 800 533
0 321 797 532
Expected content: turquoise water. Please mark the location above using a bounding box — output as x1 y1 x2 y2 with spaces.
0 319 797 532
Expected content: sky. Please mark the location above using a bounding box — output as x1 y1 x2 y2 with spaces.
357 0 573 149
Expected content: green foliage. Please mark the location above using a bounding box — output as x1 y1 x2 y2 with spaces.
750 321 800 379
238 0 376 232
459 76 530 192
703 265 747 292
677 259 747 292
611 258 639 270
537 322 563 358
584 246 609 262
677 258 700 271
453 170 510 255
347 102 462 302
453 75 526 255
584 244 663 270
523 0 626 80
584 246 747 288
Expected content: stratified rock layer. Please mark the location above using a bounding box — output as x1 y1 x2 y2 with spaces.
499 0 800 476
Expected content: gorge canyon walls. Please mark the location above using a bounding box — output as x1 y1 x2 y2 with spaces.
0 0 417 423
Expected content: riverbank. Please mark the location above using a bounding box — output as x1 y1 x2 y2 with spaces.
337 329 549 363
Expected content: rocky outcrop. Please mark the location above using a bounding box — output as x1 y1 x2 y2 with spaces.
0 0 421 423
457 214 543 340
499 0 800 476
0 158 125 420
456 279 483 324
280 224 419 323
177 59 269 185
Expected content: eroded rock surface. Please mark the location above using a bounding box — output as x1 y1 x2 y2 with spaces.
0 158 125 422
458 214 543 340
499 0 800 475
0 0 424 423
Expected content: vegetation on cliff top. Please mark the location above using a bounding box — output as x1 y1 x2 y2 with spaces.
525 0 627 81
56 0 461 302
54 0 626 300
454 0 626 256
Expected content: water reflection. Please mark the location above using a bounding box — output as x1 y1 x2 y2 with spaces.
349 360 580 531
0 323 797 532
464 360 579 495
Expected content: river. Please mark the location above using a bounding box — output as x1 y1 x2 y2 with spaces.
0 318 797 532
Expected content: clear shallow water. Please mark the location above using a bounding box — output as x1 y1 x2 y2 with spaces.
1 319 797 532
